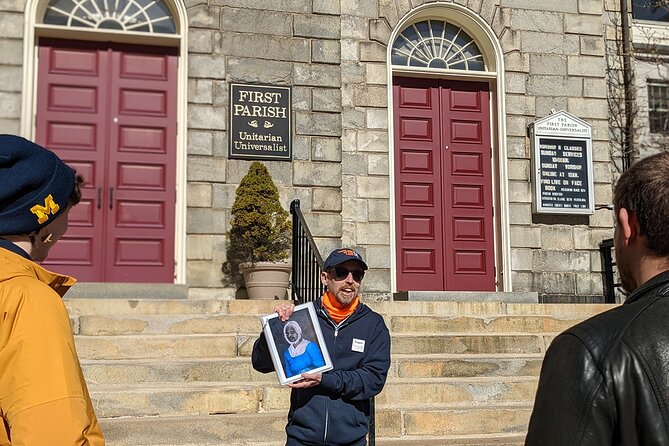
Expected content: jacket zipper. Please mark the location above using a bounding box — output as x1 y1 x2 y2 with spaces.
323 310 336 443
320 307 356 444
323 398 329 443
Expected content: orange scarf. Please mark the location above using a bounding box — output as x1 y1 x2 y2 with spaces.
322 291 359 324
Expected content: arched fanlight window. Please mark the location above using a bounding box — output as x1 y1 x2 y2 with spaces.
43 0 177 34
392 19 485 71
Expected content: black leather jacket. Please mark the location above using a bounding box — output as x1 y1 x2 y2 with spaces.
525 270 669 445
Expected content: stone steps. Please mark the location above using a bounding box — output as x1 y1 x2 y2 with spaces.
66 298 613 317
75 332 553 360
369 301 613 317
391 333 549 355
392 353 543 378
75 312 587 336
382 405 532 437
98 440 525 446
376 377 538 407
75 334 242 360
63 298 615 445
91 382 267 417
389 314 585 333
81 358 274 385
81 353 543 385
88 377 538 418
65 298 230 317
99 413 286 445
77 314 262 336
99 406 532 445
376 434 525 446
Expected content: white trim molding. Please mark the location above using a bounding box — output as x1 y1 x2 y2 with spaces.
21 0 188 284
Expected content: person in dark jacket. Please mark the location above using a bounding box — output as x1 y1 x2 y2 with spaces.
525 151 669 445
252 248 391 446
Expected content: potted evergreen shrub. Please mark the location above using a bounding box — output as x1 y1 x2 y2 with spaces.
223 161 292 299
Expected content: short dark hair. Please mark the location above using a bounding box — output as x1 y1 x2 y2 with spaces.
68 174 84 207
613 151 669 257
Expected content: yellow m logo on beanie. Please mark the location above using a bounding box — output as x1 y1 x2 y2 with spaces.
30 194 60 224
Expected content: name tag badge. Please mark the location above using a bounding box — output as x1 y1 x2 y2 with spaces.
351 338 365 353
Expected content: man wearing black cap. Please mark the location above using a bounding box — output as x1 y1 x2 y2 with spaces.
252 248 391 446
0 135 104 444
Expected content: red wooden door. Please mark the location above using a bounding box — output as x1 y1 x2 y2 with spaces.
36 39 177 283
394 77 495 291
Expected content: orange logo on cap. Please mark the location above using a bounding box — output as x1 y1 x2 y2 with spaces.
338 249 355 256
30 194 60 224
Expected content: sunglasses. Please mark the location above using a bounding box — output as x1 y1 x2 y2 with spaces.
329 267 365 282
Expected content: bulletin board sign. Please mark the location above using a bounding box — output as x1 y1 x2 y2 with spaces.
530 110 595 215
229 83 291 161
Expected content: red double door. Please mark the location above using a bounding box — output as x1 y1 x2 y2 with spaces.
36 39 177 283
394 77 496 292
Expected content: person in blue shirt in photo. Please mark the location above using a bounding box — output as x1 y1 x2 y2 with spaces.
283 320 325 377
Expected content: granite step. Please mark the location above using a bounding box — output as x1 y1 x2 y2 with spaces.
81 358 273 385
99 412 286 445
74 312 587 337
129 439 524 446
74 334 242 360
376 433 526 445
99 405 531 445
71 298 613 445
376 377 537 407
91 382 267 417
390 333 549 355
89 377 537 418
377 404 532 437
75 332 551 360
65 298 230 317
81 353 543 386
389 314 587 333
76 314 263 336
368 301 614 317
65 298 615 318
392 353 543 378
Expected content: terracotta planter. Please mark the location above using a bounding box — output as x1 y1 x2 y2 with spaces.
239 261 291 300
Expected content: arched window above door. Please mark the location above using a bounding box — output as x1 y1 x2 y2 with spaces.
42 0 176 34
391 20 485 71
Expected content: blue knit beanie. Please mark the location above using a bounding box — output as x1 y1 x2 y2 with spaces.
0 135 75 235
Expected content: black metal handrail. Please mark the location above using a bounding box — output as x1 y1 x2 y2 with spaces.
290 199 326 304
289 198 375 445
599 238 621 303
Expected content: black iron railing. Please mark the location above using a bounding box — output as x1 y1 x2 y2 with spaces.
289 198 375 446
290 199 326 304
599 238 620 303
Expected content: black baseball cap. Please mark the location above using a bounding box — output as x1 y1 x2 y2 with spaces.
322 248 368 271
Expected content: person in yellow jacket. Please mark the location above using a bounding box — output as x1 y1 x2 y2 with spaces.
0 135 105 445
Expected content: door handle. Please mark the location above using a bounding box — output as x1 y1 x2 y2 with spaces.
109 187 114 210
97 187 102 210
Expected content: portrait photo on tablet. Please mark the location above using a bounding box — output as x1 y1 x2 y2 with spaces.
260 301 333 385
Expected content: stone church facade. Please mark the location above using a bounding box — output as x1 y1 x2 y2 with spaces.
0 0 619 301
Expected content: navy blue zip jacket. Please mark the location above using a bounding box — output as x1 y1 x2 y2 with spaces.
251 298 391 446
